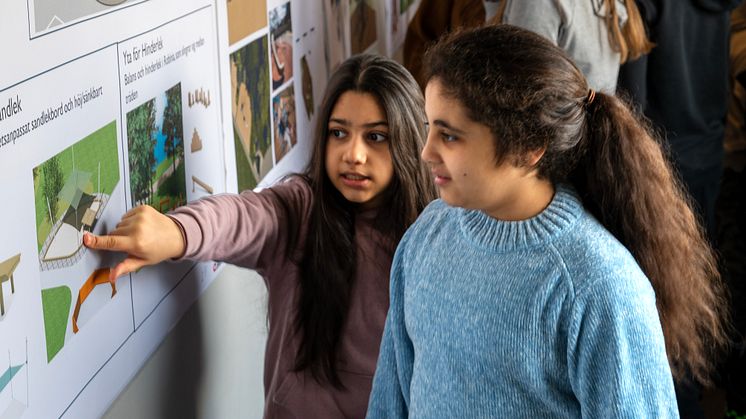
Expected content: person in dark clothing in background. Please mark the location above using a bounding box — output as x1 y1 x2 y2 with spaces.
617 0 740 241
617 0 742 417
721 4 746 417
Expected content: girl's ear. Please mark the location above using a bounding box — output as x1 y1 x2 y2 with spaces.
526 147 547 168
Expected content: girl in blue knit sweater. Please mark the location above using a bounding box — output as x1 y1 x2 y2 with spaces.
367 25 729 418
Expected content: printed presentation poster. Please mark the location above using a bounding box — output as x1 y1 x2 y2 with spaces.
117 7 226 327
1 0 420 416
1 0 228 417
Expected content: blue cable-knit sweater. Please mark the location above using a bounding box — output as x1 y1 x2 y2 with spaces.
367 187 679 418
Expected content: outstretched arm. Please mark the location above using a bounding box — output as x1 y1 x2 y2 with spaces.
84 177 312 280
83 205 184 281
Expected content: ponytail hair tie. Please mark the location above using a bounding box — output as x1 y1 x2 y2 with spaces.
586 89 596 106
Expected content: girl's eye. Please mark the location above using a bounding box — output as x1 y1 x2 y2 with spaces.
440 132 458 142
329 128 347 139
368 132 389 143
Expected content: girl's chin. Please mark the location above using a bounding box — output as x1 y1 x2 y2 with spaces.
439 193 468 209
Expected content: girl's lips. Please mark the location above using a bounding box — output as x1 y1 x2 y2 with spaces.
341 173 370 188
434 175 451 186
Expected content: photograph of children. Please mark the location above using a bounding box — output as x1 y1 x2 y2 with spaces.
272 85 297 164
270 2 293 91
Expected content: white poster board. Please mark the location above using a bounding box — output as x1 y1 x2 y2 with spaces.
0 0 413 416
0 1 232 417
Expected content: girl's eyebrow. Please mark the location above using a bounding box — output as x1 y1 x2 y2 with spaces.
329 117 388 128
433 119 466 135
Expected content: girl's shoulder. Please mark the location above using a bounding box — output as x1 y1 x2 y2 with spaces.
398 199 456 249
262 175 314 213
556 211 650 297
414 199 453 228
268 174 313 197
422 198 450 215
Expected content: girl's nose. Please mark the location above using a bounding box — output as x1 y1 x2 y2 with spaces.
343 136 367 164
421 130 438 164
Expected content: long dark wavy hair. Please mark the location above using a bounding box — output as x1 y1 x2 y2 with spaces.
286 54 435 387
424 25 729 385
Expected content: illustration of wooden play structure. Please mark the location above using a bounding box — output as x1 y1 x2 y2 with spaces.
0 254 21 316
40 164 107 266
190 128 203 153
71 268 116 333
192 175 214 194
188 88 211 108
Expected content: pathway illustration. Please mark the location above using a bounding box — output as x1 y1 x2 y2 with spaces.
150 156 181 196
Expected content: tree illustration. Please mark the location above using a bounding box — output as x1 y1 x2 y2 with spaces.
162 84 183 170
127 100 156 206
41 156 63 223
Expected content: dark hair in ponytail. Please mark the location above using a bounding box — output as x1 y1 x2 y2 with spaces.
578 93 728 383
425 25 728 384
286 54 435 388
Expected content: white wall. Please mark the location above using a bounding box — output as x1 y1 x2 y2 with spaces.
103 265 269 419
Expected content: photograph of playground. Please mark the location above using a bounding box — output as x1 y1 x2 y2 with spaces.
273 85 297 165
29 0 143 35
33 121 120 271
126 83 186 213
350 0 377 54
231 36 273 191
270 2 293 91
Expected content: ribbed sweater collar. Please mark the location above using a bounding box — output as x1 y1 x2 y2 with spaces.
458 185 583 252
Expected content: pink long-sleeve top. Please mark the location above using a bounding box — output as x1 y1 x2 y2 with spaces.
168 177 393 418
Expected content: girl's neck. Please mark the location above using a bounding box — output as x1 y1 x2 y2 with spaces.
484 179 555 222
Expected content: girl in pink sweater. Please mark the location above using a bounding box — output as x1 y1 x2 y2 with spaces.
84 54 435 418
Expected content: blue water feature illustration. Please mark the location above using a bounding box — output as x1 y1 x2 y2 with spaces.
0 365 22 393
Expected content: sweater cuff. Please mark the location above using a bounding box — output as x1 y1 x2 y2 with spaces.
166 213 201 260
